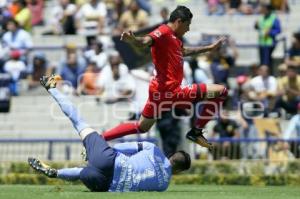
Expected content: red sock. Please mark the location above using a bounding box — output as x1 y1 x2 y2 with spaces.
195 88 228 128
102 121 144 141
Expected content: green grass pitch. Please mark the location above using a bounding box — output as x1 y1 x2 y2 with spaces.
0 185 299 199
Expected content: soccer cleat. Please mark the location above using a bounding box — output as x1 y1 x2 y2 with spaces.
40 74 62 90
186 128 213 150
28 157 57 178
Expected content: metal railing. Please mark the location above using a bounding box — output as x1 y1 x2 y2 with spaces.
202 137 300 160
0 137 158 162
0 137 299 161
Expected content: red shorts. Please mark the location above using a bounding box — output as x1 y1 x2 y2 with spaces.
142 83 207 118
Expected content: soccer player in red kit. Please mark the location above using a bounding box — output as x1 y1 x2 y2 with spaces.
101 6 228 149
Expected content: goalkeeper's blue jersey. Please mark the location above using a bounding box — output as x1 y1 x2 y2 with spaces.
109 142 172 192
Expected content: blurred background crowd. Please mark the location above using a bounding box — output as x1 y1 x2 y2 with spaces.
0 0 299 169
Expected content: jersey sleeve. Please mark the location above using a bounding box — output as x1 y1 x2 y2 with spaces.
148 26 165 45
141 142 156 150
113 142 140 155
113 141 155 155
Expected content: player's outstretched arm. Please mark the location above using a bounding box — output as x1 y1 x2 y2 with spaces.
120 30 153 48
183 36 227 57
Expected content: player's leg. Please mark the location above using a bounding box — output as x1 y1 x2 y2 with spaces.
40 75 116 191
101 100 156 140
41 75 110 161
40 75 93 140
179 83 228 149
28 157 83 181
193 84 228 128
28 157 57 178
40 75 115 191
101 116 156 140
29 142 115 191
79 132 117 192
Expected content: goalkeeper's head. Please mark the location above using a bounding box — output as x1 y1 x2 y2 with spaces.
168 150 191 174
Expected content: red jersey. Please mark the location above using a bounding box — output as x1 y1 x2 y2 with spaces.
148 24 183 92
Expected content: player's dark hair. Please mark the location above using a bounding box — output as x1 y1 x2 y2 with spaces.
169 6 193 23
170 150 191 171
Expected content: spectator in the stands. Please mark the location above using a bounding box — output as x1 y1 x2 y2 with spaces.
226 0 241 15
26 0 44 26
114 0 151 13
102 0 118 26
58 52 86 90
44 0 77 35
60 43 86 66
197 34 237 86
197 55 214 83
1 18 33 62
270 0 289 13
222 36 238 67
187 58 212 85
0 42 9 71
117 0 148 33
236 81 262 159
76 0 107 45
238 108 260 160
79 61 101 95
27 52 51 89
14 0 32 32
3 50 26 95
254 4 281 73
207 0 226 15
248 63 259 78
208 48 230 86
211 111 240 159
277 63 287 79
283 103 300 158
8 0 20 18
160 7 169 23
96 52 135 103
0 4 12 35
285 31 300 67
231 75 249 110
248 65 277 116
156 109 183 157
111 0 126 23
275 65 300 116
84 41 108 69
227 0 261 15
136 0 151 14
